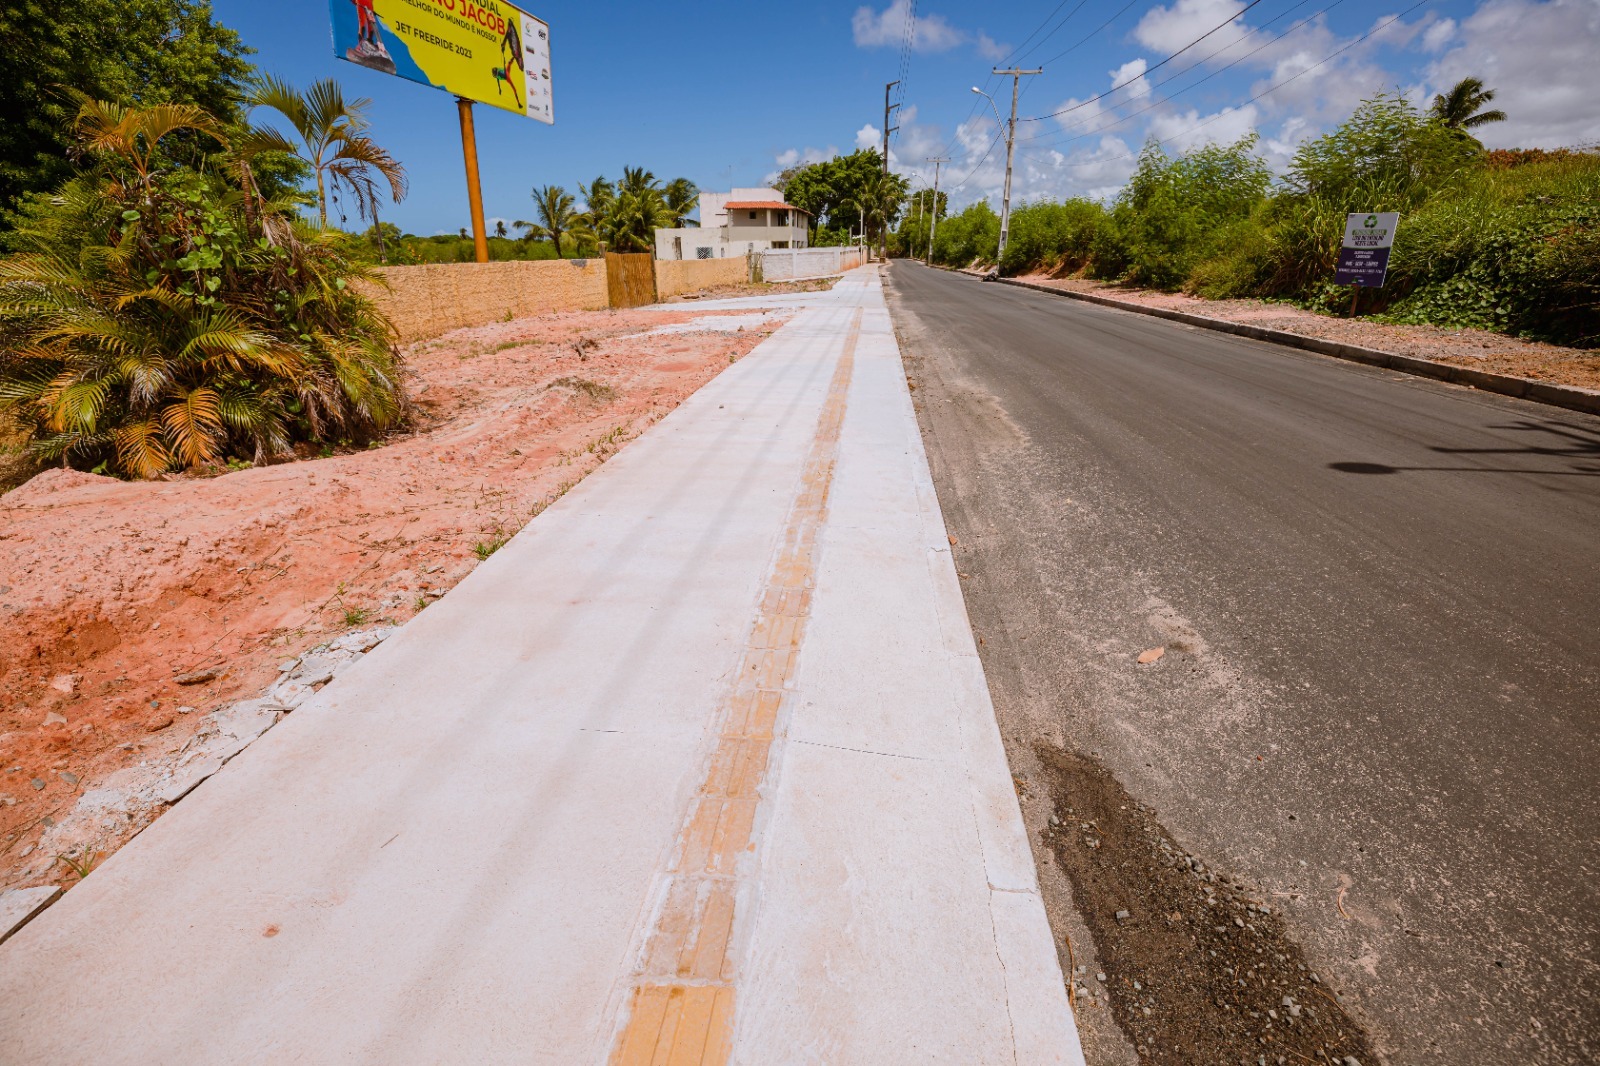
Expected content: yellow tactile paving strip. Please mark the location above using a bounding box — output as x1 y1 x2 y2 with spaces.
609 310 863 1066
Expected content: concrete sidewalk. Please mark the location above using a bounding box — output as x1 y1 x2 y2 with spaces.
0 269 1082 1065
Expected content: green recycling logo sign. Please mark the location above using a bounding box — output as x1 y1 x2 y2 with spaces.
1363 215 1379 228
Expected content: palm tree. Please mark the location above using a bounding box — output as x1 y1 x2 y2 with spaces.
844 170 910 257
515 183 576 256
594 167 673 253
1 99 404 478
494 219 507 239
241 76 407 229
1430 77 1508 131
664 177 699 227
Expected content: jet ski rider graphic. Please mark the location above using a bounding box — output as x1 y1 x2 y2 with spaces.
345 0 397 74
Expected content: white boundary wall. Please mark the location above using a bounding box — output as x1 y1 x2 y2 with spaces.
761 246 867 281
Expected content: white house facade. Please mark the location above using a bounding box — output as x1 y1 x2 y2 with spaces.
654 187 811 260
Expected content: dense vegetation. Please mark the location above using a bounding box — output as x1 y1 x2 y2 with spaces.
510 169 698 258
0 100 407 478
777 150 911 249
0 0 267 219
920 94 1600 348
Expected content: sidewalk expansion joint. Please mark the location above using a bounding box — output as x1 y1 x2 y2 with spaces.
607 309 864 1066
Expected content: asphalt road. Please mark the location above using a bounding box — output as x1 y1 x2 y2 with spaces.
887 262 1599 1066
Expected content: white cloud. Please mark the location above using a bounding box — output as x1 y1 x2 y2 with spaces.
853 0 964 52
1147 103 1260 151
852 1 1008 59
856 123 882 152
976 32 1009 61
766 145 841 184
1427 0 1600 148
1135 0 1250 55
1421 17 1456 51
1110 58 1152 100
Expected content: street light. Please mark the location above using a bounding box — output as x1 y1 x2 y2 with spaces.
971 70 1038 274
971 86 1002 127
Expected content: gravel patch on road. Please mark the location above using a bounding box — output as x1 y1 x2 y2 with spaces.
1038 748 1379 1066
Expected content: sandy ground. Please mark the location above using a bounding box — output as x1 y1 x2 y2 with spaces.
1017 274 1600 391
665 276 839 303
0 305 787 893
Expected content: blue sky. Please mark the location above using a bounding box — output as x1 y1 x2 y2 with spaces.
212 0 1600 234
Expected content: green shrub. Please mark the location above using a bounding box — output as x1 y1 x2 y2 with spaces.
1381 154 1600 345
1092 137 1270 289
1001 198 1104 276
0 100 406 478
930 201 1000 268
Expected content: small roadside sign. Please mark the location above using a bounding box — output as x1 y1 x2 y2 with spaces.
1334 212 1399 287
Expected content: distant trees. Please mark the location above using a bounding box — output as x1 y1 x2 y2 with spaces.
914 88 1600 348
516 183 577 257
777 149 899 242
514 170 697 256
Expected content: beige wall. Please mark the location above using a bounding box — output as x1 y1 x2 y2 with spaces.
363 259 609 343
656 256 750 298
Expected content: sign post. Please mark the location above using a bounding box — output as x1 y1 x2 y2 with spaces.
456 98 490 263
1334 212 1399 316
329 0 553 263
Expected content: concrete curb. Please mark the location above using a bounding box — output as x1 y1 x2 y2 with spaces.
984 275 1600 417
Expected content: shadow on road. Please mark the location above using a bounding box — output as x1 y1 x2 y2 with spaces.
1331 418 1600 477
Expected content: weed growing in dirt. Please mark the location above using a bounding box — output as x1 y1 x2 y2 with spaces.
413 594 430 612
343 607 370 627
473 534 509 560
548 376 617 402
56 849 100 881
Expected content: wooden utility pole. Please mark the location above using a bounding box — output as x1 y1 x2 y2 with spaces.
925 156 949 262
880 80 900 261
456 97 489 264
991 68 1041 268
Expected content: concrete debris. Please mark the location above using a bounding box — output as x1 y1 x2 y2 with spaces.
24 626 398 889
0 886 62 946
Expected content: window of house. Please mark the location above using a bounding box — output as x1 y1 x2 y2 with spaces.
772 241 789 249
748 211 758 220
696 247 714 260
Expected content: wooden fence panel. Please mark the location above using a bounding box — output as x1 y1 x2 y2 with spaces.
606 252 657 309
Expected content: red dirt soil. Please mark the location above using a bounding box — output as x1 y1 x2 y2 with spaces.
0 306 786 892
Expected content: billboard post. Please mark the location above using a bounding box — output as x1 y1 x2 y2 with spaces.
330 0 553 262
456 98 489 263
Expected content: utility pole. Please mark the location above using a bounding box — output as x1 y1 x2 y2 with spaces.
880 80 900 261
925 157 948 263
988 68 1040 270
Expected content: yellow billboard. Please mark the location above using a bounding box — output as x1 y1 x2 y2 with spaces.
330 0 553 123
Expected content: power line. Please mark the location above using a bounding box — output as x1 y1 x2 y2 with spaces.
1011 0 1095 65
1025 0 1342 151
892 0 919 149
1037 0 1146 66
1024 0 1271 122
1022 0 1431 170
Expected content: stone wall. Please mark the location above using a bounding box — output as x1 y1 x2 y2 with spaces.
655 256 751 298
364 259 609 343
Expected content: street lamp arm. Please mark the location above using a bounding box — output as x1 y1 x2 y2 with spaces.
972 86 998 128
